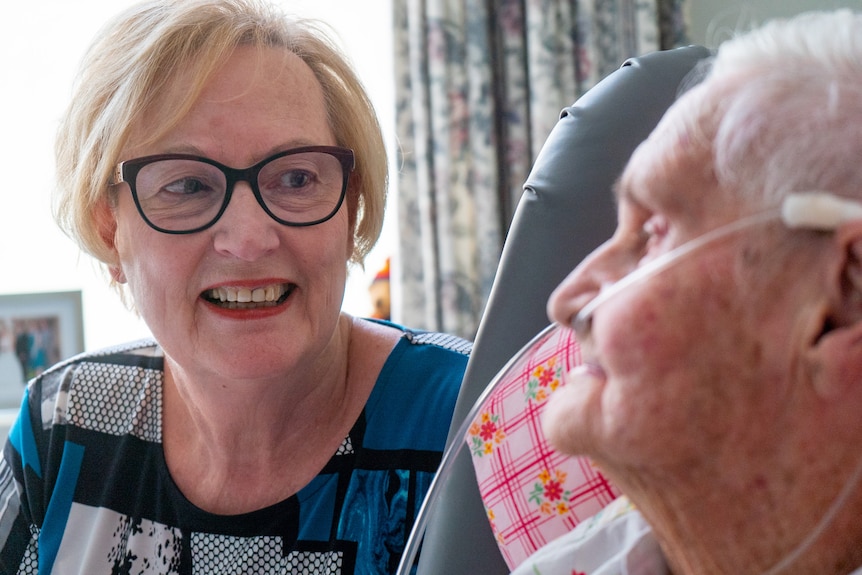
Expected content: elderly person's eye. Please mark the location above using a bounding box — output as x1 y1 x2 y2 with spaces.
639 214 669 259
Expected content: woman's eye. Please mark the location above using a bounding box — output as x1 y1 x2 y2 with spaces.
281 170 313 189
163 178 213 196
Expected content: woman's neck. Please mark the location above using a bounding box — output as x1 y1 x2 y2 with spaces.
160 314 381 514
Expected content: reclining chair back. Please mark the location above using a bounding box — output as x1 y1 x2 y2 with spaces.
415 44 713 575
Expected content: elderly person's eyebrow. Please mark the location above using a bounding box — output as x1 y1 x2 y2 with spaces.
611 175 649 212
611 177 628 206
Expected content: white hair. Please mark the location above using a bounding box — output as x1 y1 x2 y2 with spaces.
670 10 862 208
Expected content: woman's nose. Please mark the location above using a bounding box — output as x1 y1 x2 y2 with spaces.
211 182 280 260
546 237 631 332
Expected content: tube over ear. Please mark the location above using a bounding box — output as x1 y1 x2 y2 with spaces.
782 192 862 231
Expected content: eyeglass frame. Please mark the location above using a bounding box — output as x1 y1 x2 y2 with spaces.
110 145 356 234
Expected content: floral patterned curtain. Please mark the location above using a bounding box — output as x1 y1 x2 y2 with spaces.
392 0 688 339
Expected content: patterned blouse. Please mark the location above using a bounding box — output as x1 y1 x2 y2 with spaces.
0 322 470 574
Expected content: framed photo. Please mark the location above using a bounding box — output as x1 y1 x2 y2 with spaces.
0 291 85 409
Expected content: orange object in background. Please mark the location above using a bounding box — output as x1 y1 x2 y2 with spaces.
369 257 391 320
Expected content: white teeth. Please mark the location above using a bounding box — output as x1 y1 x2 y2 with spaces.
206 284 287 305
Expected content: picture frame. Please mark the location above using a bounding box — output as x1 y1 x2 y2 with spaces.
0 291 85 410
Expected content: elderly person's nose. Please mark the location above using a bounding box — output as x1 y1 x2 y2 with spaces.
547 239 629 330
212 181 280 259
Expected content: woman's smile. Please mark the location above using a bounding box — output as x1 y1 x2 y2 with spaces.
202 282 295 309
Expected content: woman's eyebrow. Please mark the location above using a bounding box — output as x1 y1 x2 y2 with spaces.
138 139 323 165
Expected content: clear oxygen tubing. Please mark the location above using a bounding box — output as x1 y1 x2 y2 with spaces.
397 191 862 575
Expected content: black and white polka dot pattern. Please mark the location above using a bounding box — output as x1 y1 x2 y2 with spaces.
17 527 38 575
335 435 354 455
285 550 343 574
66 362 162 441
191 533 285 573
407 331 472 355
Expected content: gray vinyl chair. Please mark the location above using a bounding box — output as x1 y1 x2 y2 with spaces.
413 44 713 575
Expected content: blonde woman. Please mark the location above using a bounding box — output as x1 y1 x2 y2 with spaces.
0 1 469 573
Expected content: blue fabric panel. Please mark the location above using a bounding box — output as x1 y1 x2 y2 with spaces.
297 474 338 541
8 389 41 478
363 343 466 452
39 442 84 575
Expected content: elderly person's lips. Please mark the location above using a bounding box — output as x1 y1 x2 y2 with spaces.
570 362 605 380
542 361 606 455
202 283 295 309
541 360 607 453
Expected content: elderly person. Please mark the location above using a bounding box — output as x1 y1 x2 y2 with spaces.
0 1 469 573
514 9 862 575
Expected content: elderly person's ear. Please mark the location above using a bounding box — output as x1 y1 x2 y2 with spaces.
831 225 862 325
808 224 862 398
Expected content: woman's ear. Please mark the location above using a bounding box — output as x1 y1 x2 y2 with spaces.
94 198 126 284
109 265 127 285
95 198 117 248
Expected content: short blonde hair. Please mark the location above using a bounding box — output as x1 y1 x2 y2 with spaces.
54 0 387 272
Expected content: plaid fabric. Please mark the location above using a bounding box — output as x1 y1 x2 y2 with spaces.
466 325 620 569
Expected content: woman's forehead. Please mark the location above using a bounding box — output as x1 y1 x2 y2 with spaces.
125 47 329 157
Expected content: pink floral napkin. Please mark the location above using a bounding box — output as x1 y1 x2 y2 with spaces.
466 324 620 569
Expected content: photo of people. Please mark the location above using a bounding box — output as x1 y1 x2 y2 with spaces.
0 316 61 403
0 291 84 414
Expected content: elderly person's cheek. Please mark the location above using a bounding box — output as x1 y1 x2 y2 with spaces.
544 286 683 451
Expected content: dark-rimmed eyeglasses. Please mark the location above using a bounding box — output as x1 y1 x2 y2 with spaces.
111 146 355 234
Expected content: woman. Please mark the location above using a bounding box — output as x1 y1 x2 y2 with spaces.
0 1 469 573
514 9 862 574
